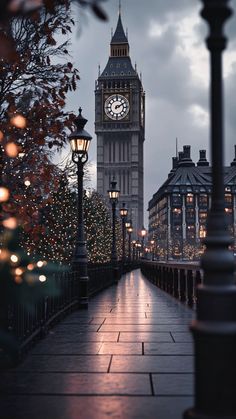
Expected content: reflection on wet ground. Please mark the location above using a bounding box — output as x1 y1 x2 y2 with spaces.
0 269 194 419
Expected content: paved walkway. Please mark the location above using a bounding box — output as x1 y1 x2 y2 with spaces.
0 269 194 419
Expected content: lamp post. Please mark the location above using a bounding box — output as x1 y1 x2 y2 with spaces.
132 240 136 261
119 203 128 265
135 240 141 260
184 1 236 418
150 239 155 261
108 178 120 283
140 226 147 257
127 224 133 263
68 107 92 310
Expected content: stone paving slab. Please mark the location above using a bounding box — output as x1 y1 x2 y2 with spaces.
43 332 119 343
119 332 173 342
152 373 194 396
0 396 193 419
100 324 189 331
0 269 195 419
16 355 112 372
31 342 103 355
144 342 194 355
110 355 194 373
99 342 142 355
0 372 151 396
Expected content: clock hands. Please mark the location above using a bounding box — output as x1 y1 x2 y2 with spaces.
115 103 123 110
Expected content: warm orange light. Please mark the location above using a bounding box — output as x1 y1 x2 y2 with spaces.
10 254 19 263
0 187 10 202
0 131 4 142
37 261 44 268
2 217 18 229
0 249 9 261
15 268 23 276
5 142 19 158
15 276 23 284
27 264 34 271
10 115 27 129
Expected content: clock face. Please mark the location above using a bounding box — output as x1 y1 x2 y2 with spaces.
104 94 130 120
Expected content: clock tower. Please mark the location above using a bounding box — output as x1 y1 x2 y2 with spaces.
95 9 145 233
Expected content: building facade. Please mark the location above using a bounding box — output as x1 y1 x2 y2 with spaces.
95 11 145 233
148 145 236 260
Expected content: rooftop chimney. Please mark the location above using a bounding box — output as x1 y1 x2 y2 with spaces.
178 145 195 167
231 145 236 167
168 157 178 177
197 150 209 167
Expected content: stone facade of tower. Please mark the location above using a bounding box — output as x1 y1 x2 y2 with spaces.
95 12 145 234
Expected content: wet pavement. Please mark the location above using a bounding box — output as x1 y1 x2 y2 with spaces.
0 269 194 419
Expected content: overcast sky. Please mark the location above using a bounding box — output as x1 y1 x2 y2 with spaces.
66 0 236 224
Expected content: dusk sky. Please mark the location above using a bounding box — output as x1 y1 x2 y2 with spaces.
65 0 236 224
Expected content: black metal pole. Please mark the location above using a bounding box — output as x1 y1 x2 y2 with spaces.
111 201 119 283
184 1 236 418
128 232 131 262
73 158 89 309
0 145 7 332
122 217 126 263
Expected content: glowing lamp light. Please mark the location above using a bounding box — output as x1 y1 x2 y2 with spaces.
15 276 23 284
108 178 120 202
2 217 18 229
10 254 19 263
27 264 34 271
125 221 131 229
127 226 133 234
15 268 23 276
5 142 19 158
39 275 47 282
10 115 27 129
141 226 147 237
37 261 44 268
24 180 31 187
68 108 92 158
119 202 128 218
0 186 10 202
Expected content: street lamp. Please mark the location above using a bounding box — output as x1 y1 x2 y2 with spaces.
125 220 131 229
119 203 128 265
150 239 155 261
127 224 133 262
140 226 147 257
132 240 136 261
68 107 92 309
108 178 120 283
184 1 236 418
135 240 142 260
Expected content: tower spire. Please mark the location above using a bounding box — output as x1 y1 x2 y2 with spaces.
119 0 121 16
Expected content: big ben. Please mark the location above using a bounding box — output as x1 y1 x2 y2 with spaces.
95 8 145 233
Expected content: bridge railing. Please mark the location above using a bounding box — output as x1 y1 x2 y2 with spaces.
141 260 203 307
1 261 136 367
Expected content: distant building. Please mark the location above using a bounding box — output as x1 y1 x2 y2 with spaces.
148 145 236 260
95 9 145 234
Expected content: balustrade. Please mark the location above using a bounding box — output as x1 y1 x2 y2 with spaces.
141 260 204 308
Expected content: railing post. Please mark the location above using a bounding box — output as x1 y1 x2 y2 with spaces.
184 1 236 417
179 269 186 302
174 268 179 298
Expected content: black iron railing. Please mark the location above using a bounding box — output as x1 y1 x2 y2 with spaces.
141 260 203 307
0 262 136 367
